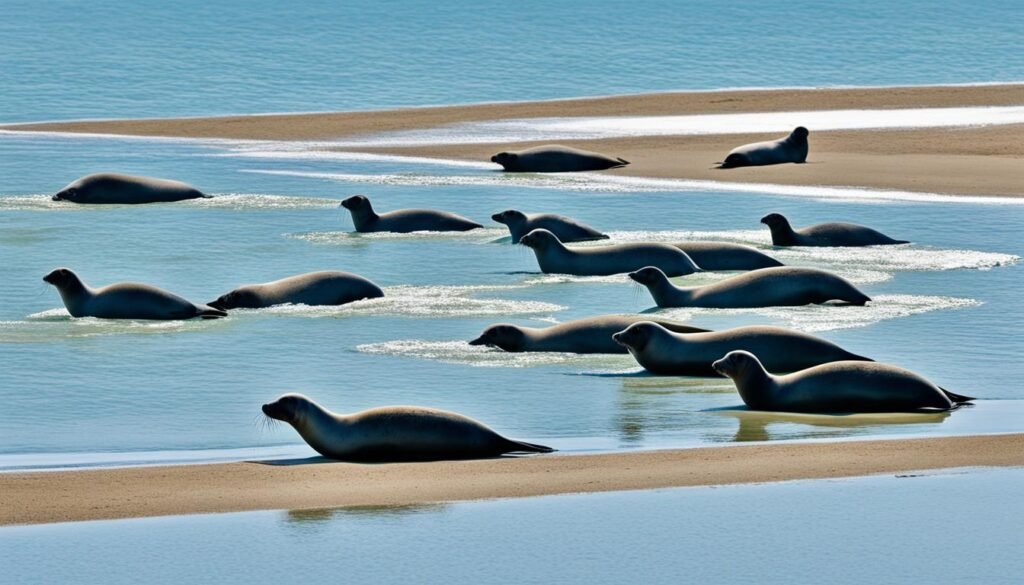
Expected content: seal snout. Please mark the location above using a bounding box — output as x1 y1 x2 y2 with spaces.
611 331 629 347
467 335 487 346
491 212 503 222
711 357 729 376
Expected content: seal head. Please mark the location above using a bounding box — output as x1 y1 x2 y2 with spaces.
468 324 528 351
611 322 655 352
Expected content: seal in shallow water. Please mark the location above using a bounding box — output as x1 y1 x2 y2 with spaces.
43 267 226 320
469 315 709 354
760 213 909 246
672 241 783 271
52 173 209 204
491 145 629 172
208 271 383 310
520 229 700 276
340 195 482 233
262 393 554 462
492 209 608 243
712 350 973 413
717 127 809 168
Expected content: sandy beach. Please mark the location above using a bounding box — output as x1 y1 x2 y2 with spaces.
3 433 1022 526
6 84 1023 197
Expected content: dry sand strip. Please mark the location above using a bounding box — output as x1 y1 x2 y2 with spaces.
4 84 1022 197
3 433 1022 526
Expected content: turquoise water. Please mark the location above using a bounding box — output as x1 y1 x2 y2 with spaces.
2 467 1021 584
2 0 1023 123
0 132 1022 468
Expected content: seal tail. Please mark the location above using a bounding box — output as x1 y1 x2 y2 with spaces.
616 157 630 166
504 438 555 454
939 387 975 404
197 306 228 319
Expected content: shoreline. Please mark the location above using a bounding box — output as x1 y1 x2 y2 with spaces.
3 83 1022 198
3 433 1022 526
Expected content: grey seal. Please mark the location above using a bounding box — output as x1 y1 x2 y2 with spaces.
340 195 482 233
520 229 700 277
628 266 870 308
761 213 909 246
673 242 783 271
52 173 210 204
209 271 383 310
491 145 629 172
43 267 226 320
262 393 553 462
468 315 709 354
712 350 974 413
612 322 870 376
492 209 608 243
717 127 809 168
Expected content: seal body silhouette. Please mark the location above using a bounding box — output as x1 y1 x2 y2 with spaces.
713 350 973 413
43 268 226 320
673 242 783 271
491 145 629 172
469 315 709 354
52 173 209 204
718 127 809 168
629 266 870 308
761 213 909 246
209 271 383 310
612 322 870 376
341 195 482 233
262 394 553 462
492 209 608 243
520 229 700 277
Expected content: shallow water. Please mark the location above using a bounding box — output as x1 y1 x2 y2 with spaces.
0 132 1022 468
2 467 1021 584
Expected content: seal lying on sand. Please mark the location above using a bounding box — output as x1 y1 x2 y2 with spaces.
469 315 709 354
262 393 554 462
712 350 974 413
629 266 870 308
717 127 809 168
673 242 783 271
52 173 209 204
209 271 383 310
341 195 482 233
761 213 909 246
492 209 608 243
491 145 629 172
43 267 226 320
612 322 870 376
520 229 700 276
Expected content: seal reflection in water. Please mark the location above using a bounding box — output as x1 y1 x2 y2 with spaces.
262 394 554 462
712 350 974 414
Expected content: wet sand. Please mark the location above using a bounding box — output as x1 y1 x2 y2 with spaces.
3 433 1022 526
4 84 1023 197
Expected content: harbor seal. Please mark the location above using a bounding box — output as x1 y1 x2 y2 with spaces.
340 195 482 233
673 242 783 271
52 173 209 204
43 267 226 320
491 145 629 172
262 393 554 462
612 322 870 376
717 127 809 168
712 350 974 413
208 271 383 310
761 213 909 246
492 209 608 243
520 229 701 277
468 315 709 354
628 266 870 308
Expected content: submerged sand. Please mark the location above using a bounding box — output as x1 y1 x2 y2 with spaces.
2 433 1022 526
5 84 1023 197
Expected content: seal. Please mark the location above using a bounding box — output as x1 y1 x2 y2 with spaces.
628 266 870 308
492 209 608 243
208 271 383 310
761 213 909 246
717 127 809 168
712 350 974 413
52 173 210 204
520 229 701 277
612 322 870 376
262 393 554 462
468 315 709 354
42 267 226 320
673 242 783 271
340 195 482 233
491 145 629 172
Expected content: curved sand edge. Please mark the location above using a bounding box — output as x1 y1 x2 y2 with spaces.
3 433 1022 526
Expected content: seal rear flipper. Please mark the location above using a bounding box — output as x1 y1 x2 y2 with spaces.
503 439 555 454
940 387 975 403
616 157 630 166
197 306 228 319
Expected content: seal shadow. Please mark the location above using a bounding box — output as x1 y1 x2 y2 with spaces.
252 452 539 466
